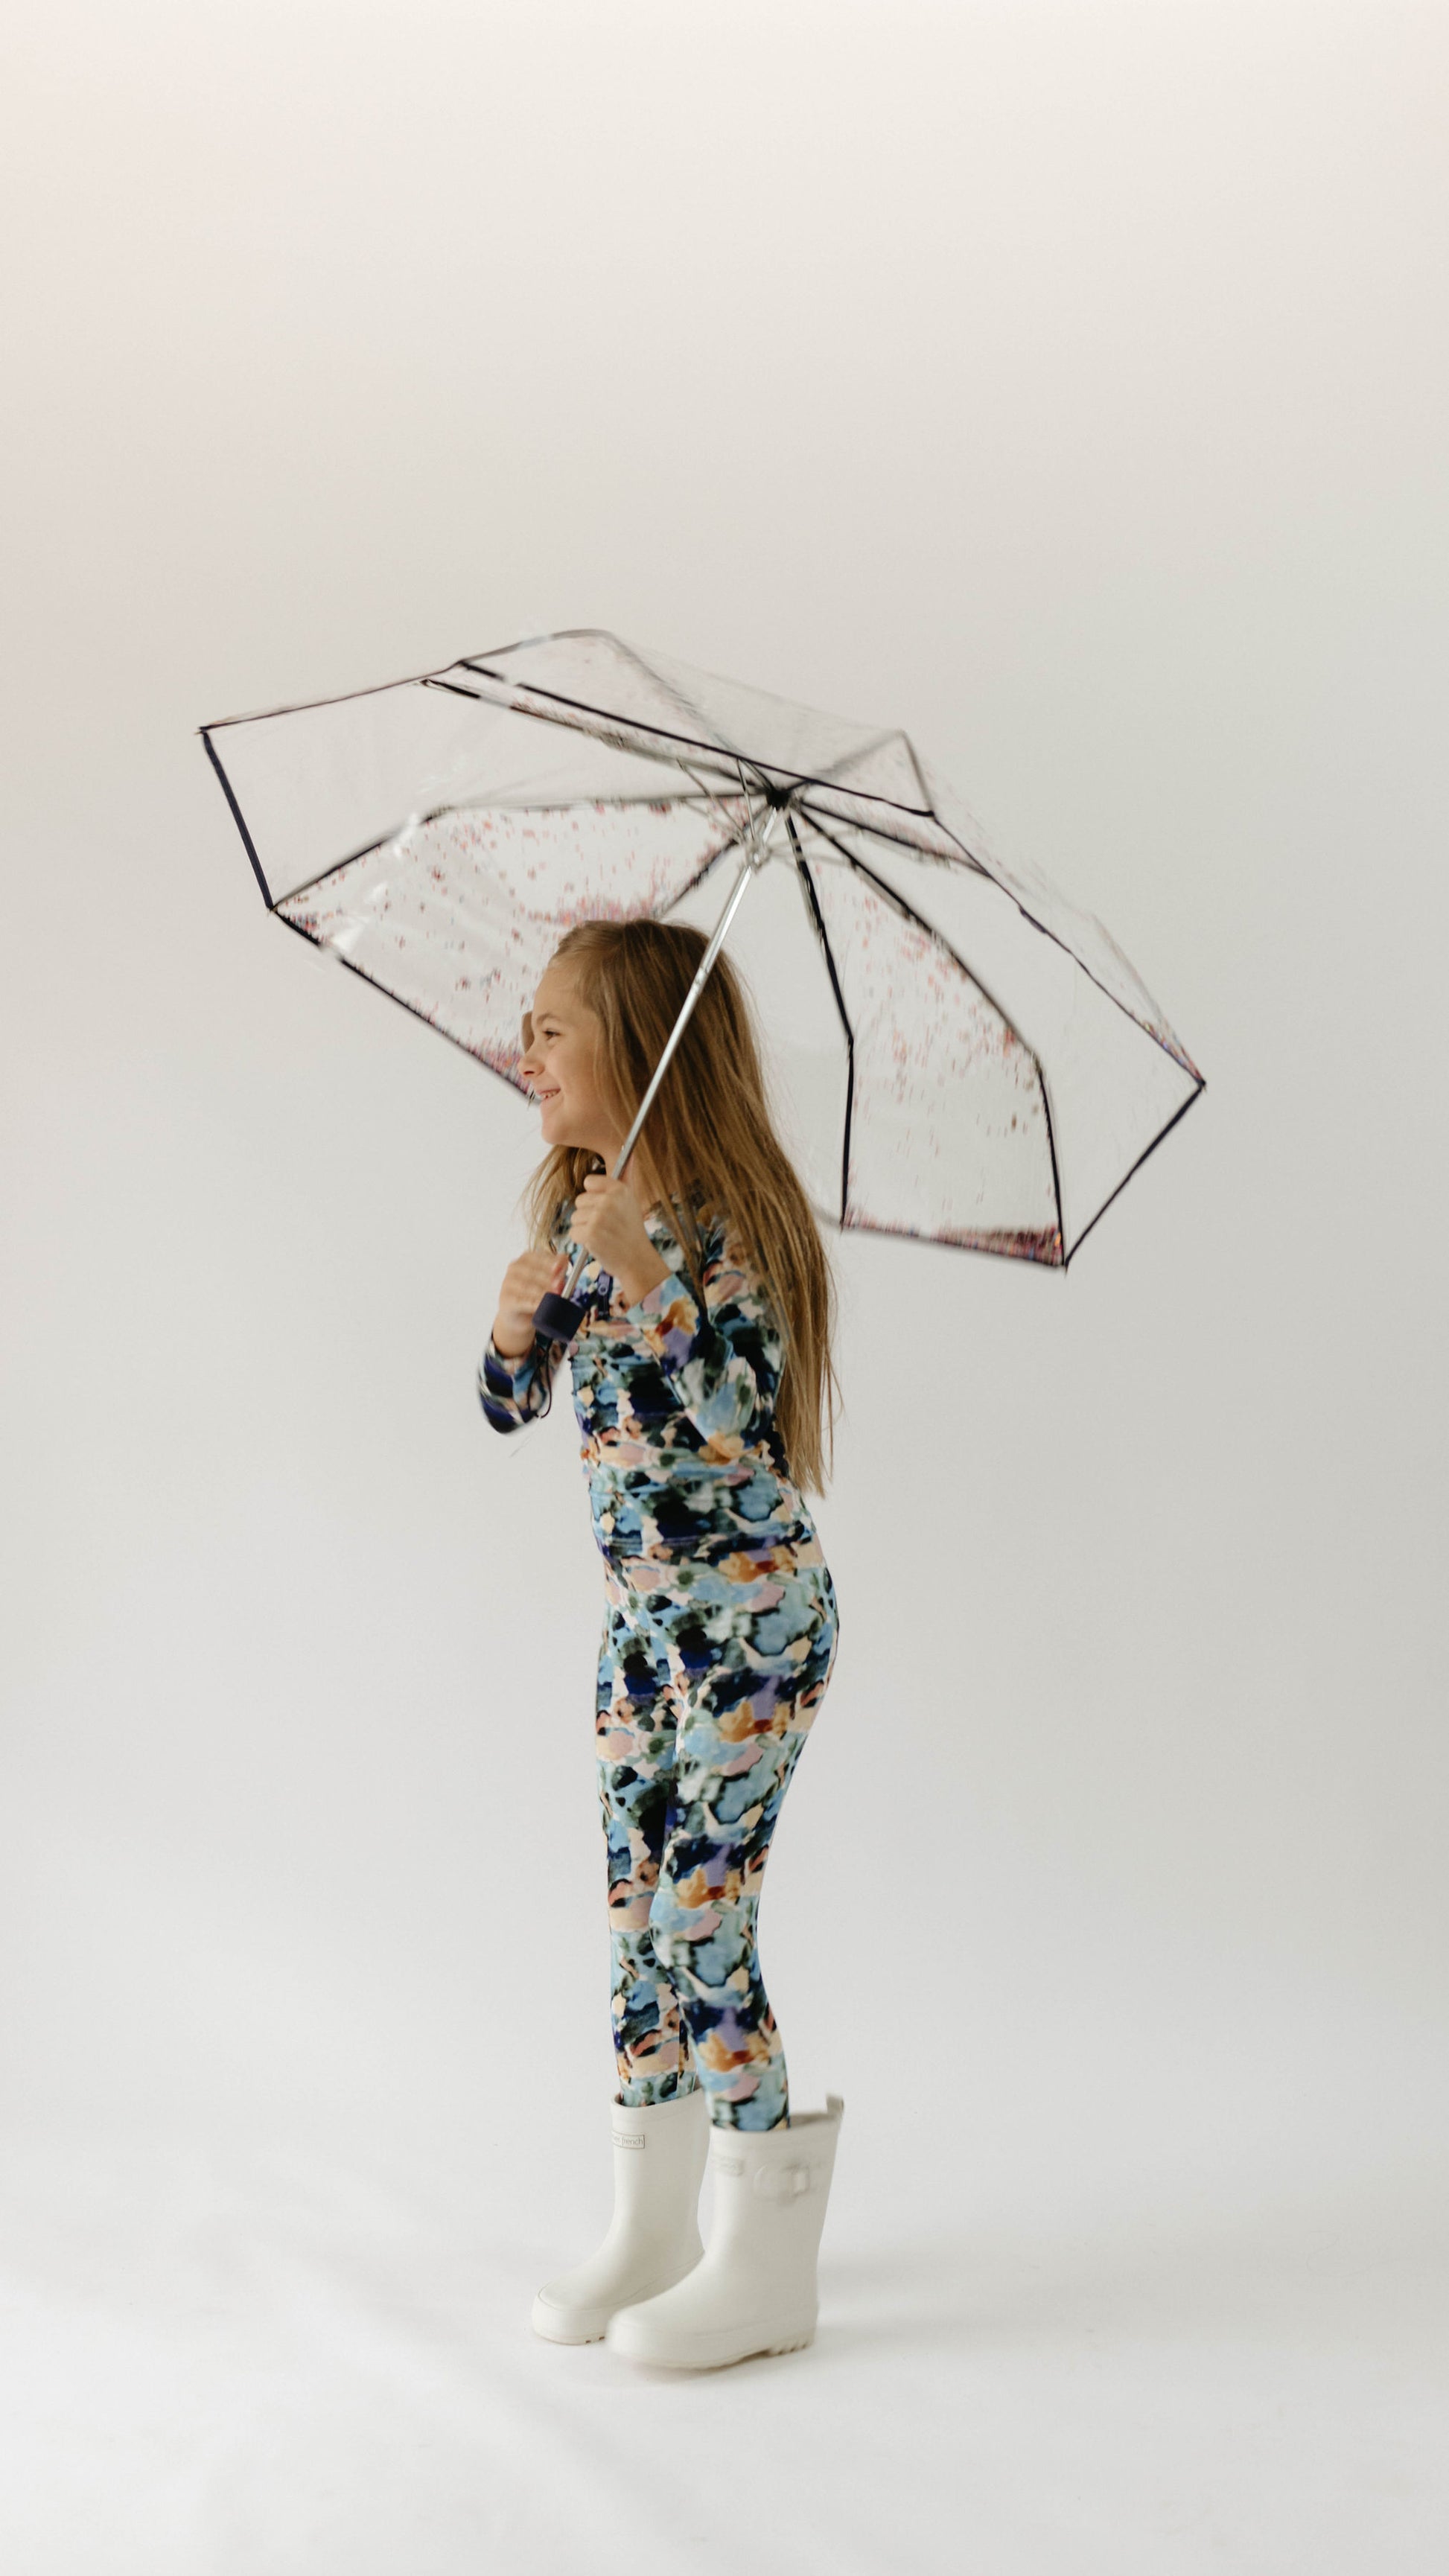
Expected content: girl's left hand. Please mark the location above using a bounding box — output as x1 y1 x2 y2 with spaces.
572 1173 671 1307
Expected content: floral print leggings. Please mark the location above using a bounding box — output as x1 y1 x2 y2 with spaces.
596 1540 839 2132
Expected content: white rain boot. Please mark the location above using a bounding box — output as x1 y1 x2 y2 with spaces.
607 2094 844 2369
531 2086 711 2345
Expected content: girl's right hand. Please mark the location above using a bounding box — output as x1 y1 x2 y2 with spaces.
491 1249 568 1358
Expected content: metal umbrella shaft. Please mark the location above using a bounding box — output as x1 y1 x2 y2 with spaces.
532 807 780 1345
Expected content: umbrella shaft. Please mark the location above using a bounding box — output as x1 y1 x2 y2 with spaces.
560 815 776 1302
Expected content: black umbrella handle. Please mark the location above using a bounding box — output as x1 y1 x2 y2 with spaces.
531 1238 593 1345
533 1285 588 1345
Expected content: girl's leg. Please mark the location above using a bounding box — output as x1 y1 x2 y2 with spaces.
595 1590 698 2105
644 1559 839 2132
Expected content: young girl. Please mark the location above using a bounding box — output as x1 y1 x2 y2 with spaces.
479 917 845 2371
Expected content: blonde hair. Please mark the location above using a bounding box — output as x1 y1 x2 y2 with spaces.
523 917 838 1493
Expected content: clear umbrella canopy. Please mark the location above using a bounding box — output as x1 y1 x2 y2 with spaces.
203 629 1203 1267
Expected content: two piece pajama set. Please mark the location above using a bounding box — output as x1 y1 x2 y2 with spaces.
478 1193 838 2134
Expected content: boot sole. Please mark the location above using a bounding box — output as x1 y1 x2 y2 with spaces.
608 2318 818 2370
531 2306 610 2345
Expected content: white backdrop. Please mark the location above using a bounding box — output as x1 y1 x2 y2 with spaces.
2 4 1446 2569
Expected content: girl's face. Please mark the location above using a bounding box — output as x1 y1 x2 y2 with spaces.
520 962 620 1161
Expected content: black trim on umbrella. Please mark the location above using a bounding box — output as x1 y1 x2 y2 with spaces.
786 815 856 1226
202 730 273 908
1062 1077 1206 1269
200 637 1191 1083
267 797 747 919
602 633 737 762
897 731 936 813
798 796 1200 1085
455 663 752 780
468 662 917 838
422 665 743 797
421 676 491 703
271 808 452 910
806 809 1209 1262
203 645 1203 1278
1038 1064 1066 1260
423 673 751 806
431 669 752 800
199 628 663 730
202 641 1008 890
798 795 988 874
458 662 938 827
800 811 1066 1264
275 911 538 1099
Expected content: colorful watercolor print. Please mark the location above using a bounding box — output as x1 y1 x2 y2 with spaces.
480 1195 839 2129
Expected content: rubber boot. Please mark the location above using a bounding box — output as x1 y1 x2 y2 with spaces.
606 2094 844 2368
531 2086 710 2345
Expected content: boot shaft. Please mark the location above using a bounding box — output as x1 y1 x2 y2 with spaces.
704 2095 844 2274
603 2085 710 2248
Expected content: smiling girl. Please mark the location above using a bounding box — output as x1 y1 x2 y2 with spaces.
479 917 845 2371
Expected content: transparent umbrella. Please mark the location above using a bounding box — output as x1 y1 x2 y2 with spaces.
201 628 1203 1333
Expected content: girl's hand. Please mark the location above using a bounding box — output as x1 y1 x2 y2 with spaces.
571 1173 671 1307
491 1249 567 1357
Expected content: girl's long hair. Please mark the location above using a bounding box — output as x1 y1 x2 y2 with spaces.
523 917 838 1493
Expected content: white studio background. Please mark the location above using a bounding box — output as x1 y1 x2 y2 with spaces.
2 4 1446 2569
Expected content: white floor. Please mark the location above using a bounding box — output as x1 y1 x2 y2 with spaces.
2 2126 1444 2575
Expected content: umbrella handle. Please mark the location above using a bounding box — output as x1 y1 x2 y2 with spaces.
533 1278 589 1344
530 817 777 1347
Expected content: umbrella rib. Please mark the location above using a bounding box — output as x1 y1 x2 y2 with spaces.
785 815 856 1227
202 730 274 908
446 657 925 809
204 648 931 822
677 759 757 853
424 675 494 704
599 634 739 763
804 796 1196 1078
1061 1077 1206 1269
454 663 749 780
801 813 1045 1077
264 794 756 928
427 670 749 794
273 807 458 910
808 725 926 800
615 655 916 815
199 634 635 732
798 796 990 876
663 821 756 911
668 758 777 899
897 731 936 812
201 665 449 731
800 812 1066 1263
273 911 538 1097
857 789 1194 1078
450 791 727 815
453 664 962 824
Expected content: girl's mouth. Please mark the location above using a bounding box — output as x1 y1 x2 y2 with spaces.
535 1085 561 1104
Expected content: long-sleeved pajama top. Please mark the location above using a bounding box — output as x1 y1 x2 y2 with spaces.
477 1195 819 1571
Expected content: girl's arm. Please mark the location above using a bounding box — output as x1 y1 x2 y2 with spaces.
477 1244 567 1436
477 1330 555 1433
624 1229 783 1456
